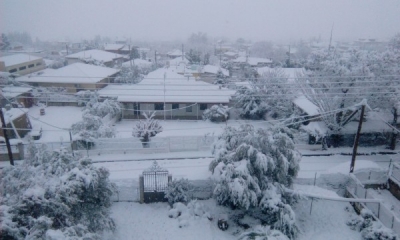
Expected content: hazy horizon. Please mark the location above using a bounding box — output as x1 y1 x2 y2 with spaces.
1 0 400 43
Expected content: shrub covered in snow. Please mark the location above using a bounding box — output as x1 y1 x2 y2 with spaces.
209 124 301 239
0 144 116 239
168 200 212 228
132 112 163 148
346 209 398 240
238 225 289 240
165 178 193 206
202 104 230 122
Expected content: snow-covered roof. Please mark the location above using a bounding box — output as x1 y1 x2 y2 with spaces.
233 57 272 66
168 57 189 66
223 51 238 57
0 54 42 67
293 96 320 116
1 86 32 98
121 59 153 69
257 67 306 82
104 43 125 51
98 67 235 103
16 63 120 84
202 65 229 76
167 50 183 57
1 108 28 125
66 49 126 63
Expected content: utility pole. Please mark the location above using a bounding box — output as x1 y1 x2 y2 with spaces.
163 73 166 121
0 108 14 165
328 23 334 52
182 44 184 61
154 50 157 66
350 104 365 173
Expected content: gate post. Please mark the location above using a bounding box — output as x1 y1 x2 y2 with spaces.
168 174 172 185
139 175 144 204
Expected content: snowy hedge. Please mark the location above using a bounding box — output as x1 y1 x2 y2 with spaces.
0 144 116 239
209 124 301 239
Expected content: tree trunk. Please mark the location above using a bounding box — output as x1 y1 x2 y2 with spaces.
390 107 398 150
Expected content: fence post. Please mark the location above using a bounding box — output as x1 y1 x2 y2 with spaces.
365 188 367 199
377 203 381 218
392 216 395 229
368 170 371 180
139 175 144 204
17 142 24 159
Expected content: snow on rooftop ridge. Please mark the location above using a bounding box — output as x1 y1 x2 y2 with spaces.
16 63 120 84
293 95 320 116
1 86 32 98
233 56 272 66
66 49 126 62
104 43 125 51
98 67 235 103
0 54 42 67
121 59 153 68
202 65 229 76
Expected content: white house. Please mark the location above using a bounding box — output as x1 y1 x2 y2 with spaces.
98 67 235 119
16 63 120 93
65 49 127 67
233 57 273 67
0 54 46 76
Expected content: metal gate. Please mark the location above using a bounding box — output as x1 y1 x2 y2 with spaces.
140 161 171 203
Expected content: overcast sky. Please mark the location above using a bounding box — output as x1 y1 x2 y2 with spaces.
1 0 400 43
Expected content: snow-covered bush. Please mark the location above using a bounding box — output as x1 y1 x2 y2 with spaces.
202 104 230 122
165 178 193 206
71 111 115 142
346 209 398 240
238 225 289 240
168 200 212 228
78 91 122 120
0 144 116 239
209 124 301 238
132 112 163 148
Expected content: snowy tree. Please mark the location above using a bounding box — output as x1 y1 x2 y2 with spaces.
130 47 140 60
238 225 289 240
213 69 228 85
202 104 230 122
296 49 374 145
78 91 122 120
80 57 105 67
254 68 297 119
0 144 116 239
186 49 201 64
209 124 301 238
1 33 11 50
234 86 269 120
114 65 143 84
71 111 115 147
132 112 163 148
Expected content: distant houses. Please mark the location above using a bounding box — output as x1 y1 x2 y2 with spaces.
0 54 46 76
65 49 127 67
16 63 120 93
98 67 235 120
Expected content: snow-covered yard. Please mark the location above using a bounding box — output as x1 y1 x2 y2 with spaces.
106 186 363 240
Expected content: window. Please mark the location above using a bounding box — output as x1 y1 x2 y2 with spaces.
154 103 164 110
186 104 192 112
36 62 42 66
9 69 17 73
28 64 34 68
200 103 207 111
172 103 179 109
19 66 26 70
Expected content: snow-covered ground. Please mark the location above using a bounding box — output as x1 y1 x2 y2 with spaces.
106 186 363 240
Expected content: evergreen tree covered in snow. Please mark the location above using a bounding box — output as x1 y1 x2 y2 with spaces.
209 124 301 238
0 144 116 239
132 112 163 148
165 178 193 206
78 91 122 120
